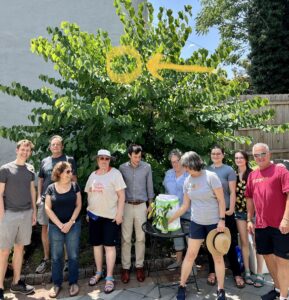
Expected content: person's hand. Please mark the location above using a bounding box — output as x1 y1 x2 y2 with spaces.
247 221 255 235
147 203 152 214
225 209 234 216
61 221 73 233
32 210 37 226
113 212 123 225
217 220 225 232
36 196 42 206
279 218 289 234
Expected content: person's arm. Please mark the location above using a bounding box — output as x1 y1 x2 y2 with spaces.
168 192 190 224
31 181 37 225
246 197 255 234
279 192 289 234
61 191 82 233
146 167 155 213
36 177 43 205
114 189 125 225
45 194 63 229
0 182 5 220
226 180 236 216
214 187 226 232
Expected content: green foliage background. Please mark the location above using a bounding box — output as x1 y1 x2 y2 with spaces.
0 0 288 192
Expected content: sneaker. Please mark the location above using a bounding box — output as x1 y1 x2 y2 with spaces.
261 289 280 300
0 288 4 300
63 260 68 272
167 261 182 271
217 289 226 300
176 285 186 300
10 279 35 295
35 259 49 274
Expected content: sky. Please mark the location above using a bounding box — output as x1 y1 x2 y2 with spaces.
149 0 220 58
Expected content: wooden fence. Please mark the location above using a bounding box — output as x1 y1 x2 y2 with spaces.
234 94 289 159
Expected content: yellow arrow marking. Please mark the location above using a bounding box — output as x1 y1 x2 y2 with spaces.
147 53 214 80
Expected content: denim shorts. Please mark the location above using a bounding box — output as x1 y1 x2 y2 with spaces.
235 211 247 221
0 209 33 249
189 220 217 239
37 201 49 225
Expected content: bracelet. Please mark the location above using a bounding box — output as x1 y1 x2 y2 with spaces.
219 217 225 221
247 219 253 223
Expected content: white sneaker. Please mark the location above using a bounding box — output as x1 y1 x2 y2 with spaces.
167 261 182 271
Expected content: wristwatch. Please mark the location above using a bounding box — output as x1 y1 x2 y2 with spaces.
219 217 225 221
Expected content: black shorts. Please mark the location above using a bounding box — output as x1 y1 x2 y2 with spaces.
255 226 289 259
189 220 217 239
88 216 120 246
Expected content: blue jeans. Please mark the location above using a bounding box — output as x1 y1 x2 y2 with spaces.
49 221 81 286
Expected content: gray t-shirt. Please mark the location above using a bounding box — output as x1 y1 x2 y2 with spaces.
0 161 35 211
38 154 77 198
183 170 222 225
207 164 236 209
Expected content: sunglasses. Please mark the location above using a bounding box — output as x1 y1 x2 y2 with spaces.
99 156 110 161
253 152 267 158
65 170 72 174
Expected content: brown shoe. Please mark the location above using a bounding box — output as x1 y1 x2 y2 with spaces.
69 284 79 297
136 267 145 282
121 269 130 284
49 285 61 298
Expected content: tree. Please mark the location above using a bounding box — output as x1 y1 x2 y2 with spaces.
247 0 289 93
196 0 289 93
0 0 287 192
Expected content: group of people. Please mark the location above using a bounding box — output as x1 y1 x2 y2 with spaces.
0 137 288 300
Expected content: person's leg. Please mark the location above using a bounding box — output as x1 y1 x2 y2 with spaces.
104 246 116 278
212 254 225 290
42 224 49 260
0 249 10 289
133 203 147 268
236 219 250 271
11 244 24 284
180 238 203 286
65 221 81 285
121 204 134 270
275 256 289 298
49 224 64 287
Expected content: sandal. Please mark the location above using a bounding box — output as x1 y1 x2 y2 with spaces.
244 270 254 285
254 274 264 288
88 271 103 286
234 276 245 289
207 273 216 286
104 276 115 294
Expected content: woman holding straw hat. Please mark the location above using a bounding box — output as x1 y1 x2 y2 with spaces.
169 151 228 300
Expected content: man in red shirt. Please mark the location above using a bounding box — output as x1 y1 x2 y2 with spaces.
246 143 289 300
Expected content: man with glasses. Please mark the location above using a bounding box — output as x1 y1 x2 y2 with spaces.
246 143 289 300
119 144 154 283
35 135 77 274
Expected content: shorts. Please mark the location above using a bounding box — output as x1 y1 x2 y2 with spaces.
189 220 217 240
88 216 120 246
37 200 49 225
235 211 247 221
0 209 33 249
173 219 191 251
255 226 289 259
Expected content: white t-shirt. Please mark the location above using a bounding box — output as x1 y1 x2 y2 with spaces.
85 167 126 219
183 170 222 225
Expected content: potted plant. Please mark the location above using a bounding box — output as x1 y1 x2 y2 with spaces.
148 202 172 233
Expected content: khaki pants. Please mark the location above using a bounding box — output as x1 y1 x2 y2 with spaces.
121 202 147 269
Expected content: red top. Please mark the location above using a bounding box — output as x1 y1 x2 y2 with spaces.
245 164 289 228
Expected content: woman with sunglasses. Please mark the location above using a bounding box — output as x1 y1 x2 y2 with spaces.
45 161 82 298
85 149 126 294
234 150 264 287
206 145 245 288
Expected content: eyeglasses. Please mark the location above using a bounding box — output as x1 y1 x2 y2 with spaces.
99 156 110 161
235 157 244 160
171 160 179 165
253 152 267 158
65 170 72 174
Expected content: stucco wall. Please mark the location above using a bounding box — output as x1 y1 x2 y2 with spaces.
0 0 142 165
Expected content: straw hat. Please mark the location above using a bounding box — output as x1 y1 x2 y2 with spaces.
206 227 231 256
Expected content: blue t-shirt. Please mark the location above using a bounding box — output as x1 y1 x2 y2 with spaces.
163 169 190 220
46 182 80 224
